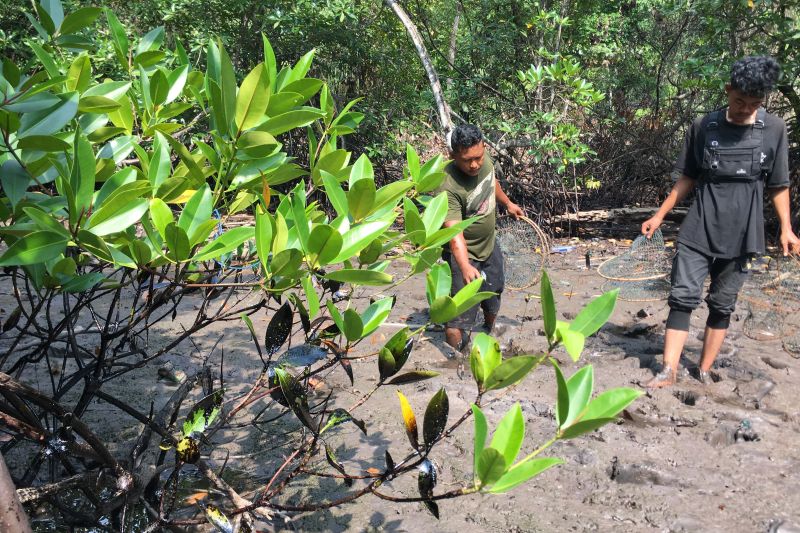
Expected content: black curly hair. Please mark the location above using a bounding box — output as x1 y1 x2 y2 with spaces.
730 56 781 98
449 124 483 153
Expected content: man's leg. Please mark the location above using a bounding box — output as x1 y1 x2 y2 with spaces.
646 244 709 388
443 252 479 353
480 242 505 335
697 256 749 379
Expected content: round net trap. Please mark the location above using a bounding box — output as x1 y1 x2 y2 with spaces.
740 254 800 350
597 230 673 282
496 216 549 290
601 278 671 302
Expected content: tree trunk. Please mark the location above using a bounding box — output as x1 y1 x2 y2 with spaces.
384 0 453 134
446 2 462 91
0 453 32 533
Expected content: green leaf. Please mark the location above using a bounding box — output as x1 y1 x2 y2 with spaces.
165 222 190 261
235 63 271 132
27 42 60 78
0 161 29 209
378 348 396 380
237 130 278 158
349 153 374 186
192 226 254 262
332 219 393 264
16 135 70 152
488 458 563 493
255 207 273 274
422 218 475 249
78 95 120 113
386 370 439 385
452 276 484 308
425 261 452 305
562 365 594 429
305 224 341 268
342 308 363 341
420 192 449 236
149 199 173 239
136 26 165 56
559 418 616 440
406 143 420 180
182 389 224 436
541 270 556 342
582 387 642 421
95 168 137 208
477 447 507 487
165 64 189 105
557 326 585 362
41 0 65 33
0 231 68 266
484 355 540 391
70 133 94 215
22 207 69 237
471 405 488 482
360 297 393 337
148 132 171 189
270 248 303 278
323 269 391 286
347 178 376 222
177 185 212 241
66 54 92 93
17 92 79 138
83 80 132 101
320 408 367 436
59 7 102 35
489 404 524 466
569 289 618 338
262 33 277 89
552 360 569 428
258 108 324 136
321 172 348 217
403 198 425 244
106 9 130 67
301 275 320 319
423 388 449 448
373 181 413 214
429 295 457 324
469 332 501 388
87 199 149 237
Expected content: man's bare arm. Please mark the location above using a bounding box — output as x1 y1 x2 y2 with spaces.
641 174 695 237
444 220 481 284
769 186 800 255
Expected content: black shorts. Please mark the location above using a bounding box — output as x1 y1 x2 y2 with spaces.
443 242 504 330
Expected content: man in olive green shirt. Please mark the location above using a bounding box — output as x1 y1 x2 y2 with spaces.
442 124 524 352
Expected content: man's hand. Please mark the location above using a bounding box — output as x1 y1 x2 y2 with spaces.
460 263 481 285
506 202 524 219
641 215 663 238
780 228 800 256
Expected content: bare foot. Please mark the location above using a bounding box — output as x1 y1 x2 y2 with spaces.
645 367 677 388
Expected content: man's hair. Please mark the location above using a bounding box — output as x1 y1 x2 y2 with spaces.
730 56 781 98
449 124 483 153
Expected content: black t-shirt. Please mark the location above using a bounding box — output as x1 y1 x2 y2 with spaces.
674 108 790 258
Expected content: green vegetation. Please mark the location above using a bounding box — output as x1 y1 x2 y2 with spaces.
0 0 796 530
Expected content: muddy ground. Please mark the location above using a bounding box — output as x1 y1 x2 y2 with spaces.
3 240 800 533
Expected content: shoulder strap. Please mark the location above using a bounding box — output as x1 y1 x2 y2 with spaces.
754 107 767 174
705 109 723 148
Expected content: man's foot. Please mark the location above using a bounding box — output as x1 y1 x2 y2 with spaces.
645 366 677 388
485 323 507 337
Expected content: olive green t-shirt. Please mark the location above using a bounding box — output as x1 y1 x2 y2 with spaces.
441 156 497 261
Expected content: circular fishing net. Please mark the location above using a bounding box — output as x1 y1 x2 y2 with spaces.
597 230 672 281
601 278 671 302
496 216 549 290
740 254 800 349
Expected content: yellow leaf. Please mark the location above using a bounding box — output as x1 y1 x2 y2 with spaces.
169 189 197 204
185 491 208 504
262 176 271 206
396 391 418 449
747 0 754 8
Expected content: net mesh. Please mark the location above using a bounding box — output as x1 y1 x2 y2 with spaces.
601 278 671 302
739 255 800 352
597 230 672 281
496 216 549 290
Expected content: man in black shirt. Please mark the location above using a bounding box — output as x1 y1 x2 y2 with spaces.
642 56 799 388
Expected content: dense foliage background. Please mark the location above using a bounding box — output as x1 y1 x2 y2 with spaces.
3 0 798 220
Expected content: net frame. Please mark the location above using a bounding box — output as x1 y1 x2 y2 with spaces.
496 215 549 290
601 278 671 302
597 229 672 282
